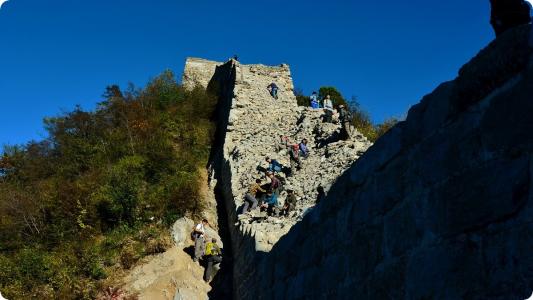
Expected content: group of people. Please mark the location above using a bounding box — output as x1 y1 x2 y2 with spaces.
191 219 223 282
240 137 311 218
310 92 354 139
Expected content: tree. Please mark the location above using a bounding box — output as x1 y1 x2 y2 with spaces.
318 86 349 108
294 88 310 107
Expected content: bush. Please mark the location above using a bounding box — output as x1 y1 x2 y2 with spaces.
0 70 216 297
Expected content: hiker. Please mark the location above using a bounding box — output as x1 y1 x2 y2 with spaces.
310 91 319 108
261 191 280 216
289 144 301 174
338 104 353 140
490 0 531 36
268 172 282 194
299 139 310 158
192 219 209 262
277 135 290 152
316 186 326 204
323 95 334 123
242 179 266 213
282 189 297 217
267 82 279 99
265 156 283 173
204 238 222 282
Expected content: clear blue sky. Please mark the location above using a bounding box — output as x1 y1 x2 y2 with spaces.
0 0 494 146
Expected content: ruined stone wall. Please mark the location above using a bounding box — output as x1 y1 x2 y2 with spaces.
182 58 371 298
183 25 533 299
246 25 533 299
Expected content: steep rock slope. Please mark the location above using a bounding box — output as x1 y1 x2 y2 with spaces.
182 57 371 295
246 25 533 299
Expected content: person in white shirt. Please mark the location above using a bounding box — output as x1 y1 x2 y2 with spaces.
193 219 209 262
323 95 334 123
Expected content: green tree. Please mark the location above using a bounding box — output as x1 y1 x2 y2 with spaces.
318 86 349 108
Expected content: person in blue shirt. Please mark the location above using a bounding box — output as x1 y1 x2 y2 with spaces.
267 82 279 99
265 157 283 173
299 139 309 158
310 91 319 109
261 191 279 216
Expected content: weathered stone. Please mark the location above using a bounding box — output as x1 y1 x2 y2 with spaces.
181 24 533 300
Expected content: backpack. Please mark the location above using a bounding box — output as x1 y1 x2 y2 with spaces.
290 144 299 158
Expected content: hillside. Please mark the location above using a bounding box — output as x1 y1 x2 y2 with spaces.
0 72 217 299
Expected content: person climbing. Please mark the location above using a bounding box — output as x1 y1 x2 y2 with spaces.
192 219 209 262
289 143 301 174
265 156 283 173
282 189 297 217
267 82 279 99
261 191 280 216
338 104 353 140
323 95 334 123
203 238 222 282
310 91 319 109
299 139 310 158
268 172 282 194
277 135 290 152
490 0 531 36
242 179 266 214
316 186 326 204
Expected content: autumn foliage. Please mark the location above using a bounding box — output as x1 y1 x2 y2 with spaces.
0 70 217 298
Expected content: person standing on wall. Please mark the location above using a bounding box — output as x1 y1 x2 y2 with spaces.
323 95 334 123
192 219 209 262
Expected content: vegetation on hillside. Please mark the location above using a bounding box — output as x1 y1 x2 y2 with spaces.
0 70 217 299
295 87 400 142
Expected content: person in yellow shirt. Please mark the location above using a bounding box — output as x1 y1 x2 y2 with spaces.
204 238 222 282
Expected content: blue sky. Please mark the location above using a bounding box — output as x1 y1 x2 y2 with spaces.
0 0 494 146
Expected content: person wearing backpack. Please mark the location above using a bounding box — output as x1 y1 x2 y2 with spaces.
338 105 353 140
242 179 266 214
289 144 301 174
192 219 209 262
203 238 222 282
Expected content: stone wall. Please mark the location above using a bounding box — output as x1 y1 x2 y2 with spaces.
182 58 372 297
246 25 533 299
183 24 533 300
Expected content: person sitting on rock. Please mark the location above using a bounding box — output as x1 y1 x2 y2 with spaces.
323 95 334 123
192 219 209 262
299 139 310 158
203 238 222 282
267 82 279 99
490 0 531 37
261 191 280 216
282 189 297 217
266 156 283 173
310 91 319 109
242 179 266 214
289 144 302 174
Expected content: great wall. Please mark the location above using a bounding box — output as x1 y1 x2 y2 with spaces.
175 24 533 299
